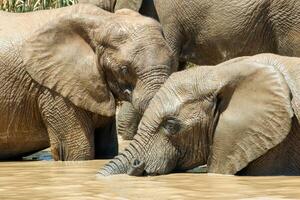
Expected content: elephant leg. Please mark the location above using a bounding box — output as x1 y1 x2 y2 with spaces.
94 118 118 159
38 93 95 161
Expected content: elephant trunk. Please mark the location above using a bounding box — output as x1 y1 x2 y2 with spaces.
133 64 172 113
98 139 142 176
116 101 141 140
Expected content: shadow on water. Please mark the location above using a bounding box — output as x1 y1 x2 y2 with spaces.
23 149 53 161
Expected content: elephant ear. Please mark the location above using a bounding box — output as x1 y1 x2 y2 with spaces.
208 63 293 174
22 15 115 117
114 0 143 12
251 54 300 125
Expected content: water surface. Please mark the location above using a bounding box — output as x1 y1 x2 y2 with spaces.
1 160 300 200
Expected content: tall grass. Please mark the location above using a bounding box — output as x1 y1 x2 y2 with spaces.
0 0 77 12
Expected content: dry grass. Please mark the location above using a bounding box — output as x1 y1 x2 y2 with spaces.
0 0 77 12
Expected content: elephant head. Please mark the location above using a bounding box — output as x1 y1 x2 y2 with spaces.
22 5 174 117
99 55 295 176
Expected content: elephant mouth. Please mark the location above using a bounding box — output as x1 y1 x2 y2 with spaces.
126 158 173 177
122 88 132 102
127 159 147 176
119 83 133 102
126 159 161 176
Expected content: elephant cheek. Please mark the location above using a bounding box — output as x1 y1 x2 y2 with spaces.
176 127 210 171
127 159 146 176
145 156 177 176
143 142 179 175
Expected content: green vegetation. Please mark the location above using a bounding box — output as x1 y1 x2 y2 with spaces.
0 0 77 12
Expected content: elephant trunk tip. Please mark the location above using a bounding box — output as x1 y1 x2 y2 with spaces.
97 158 129 176
97 144 141 176
97 168 111 177
97 158 146 177
97 163 118 177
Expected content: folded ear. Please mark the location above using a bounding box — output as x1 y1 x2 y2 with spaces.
208 63 293 174
22 15 115 117
114 0 143 12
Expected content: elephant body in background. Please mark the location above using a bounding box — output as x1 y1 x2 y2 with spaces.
80 0 300 65
0 4 173 160
100 54 300 176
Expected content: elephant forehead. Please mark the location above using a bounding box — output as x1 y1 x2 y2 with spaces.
165 67 218 101
137 90 180 134
153 84 182 114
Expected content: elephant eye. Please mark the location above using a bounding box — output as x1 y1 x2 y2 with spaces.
162 118 181 136
120 65 129 75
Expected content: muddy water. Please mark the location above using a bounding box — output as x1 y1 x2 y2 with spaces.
1 138 300 200
0 160 300 200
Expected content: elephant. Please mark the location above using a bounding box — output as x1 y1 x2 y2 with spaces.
99 53 300 176
79 0 300 66
81 0 300 140
116 101 141 140
0 4 174 160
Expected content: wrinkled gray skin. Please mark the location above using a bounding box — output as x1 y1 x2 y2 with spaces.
82 0 300 140
100 54 300 176
0 4 174 160
80 0 300 65
116 101 141 140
